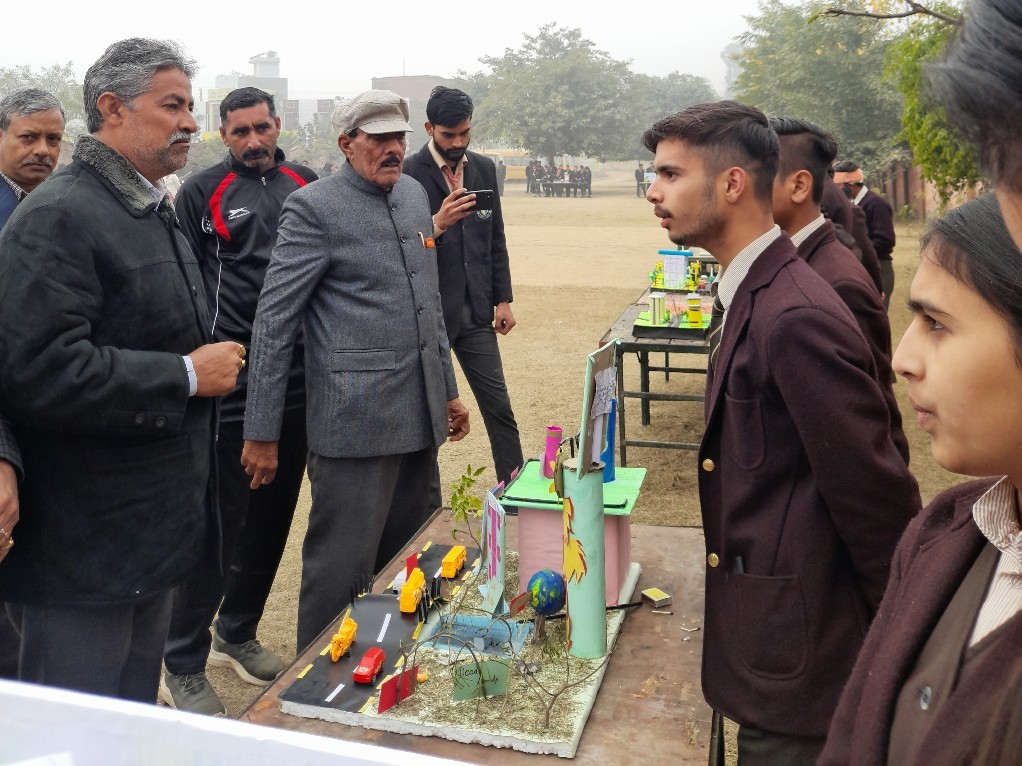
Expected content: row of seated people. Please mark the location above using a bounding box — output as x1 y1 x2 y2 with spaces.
525 163 592 197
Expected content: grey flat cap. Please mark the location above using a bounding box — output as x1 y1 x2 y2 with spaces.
331 90 413 135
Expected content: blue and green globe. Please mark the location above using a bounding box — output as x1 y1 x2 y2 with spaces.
528 569 566 616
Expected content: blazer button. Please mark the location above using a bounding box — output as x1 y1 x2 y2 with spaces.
133 413 145 426
400 235 408 243
702 458 715 472
409 270 417 278
154 416 167 429
390 203 397 211
918 686 932 711
707 553 720 567
420 342 428 351
417 306 424 314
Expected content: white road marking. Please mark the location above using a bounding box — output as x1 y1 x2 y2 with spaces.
325 682 346 702
377 613 392 643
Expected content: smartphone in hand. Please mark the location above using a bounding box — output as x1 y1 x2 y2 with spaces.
463 189 494 211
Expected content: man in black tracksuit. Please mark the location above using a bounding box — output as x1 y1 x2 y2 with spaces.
160 88 317 715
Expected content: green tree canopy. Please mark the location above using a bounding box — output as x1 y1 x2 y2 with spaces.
732 0 904 174
821 1 976 204
884 5 976 204
629 72 719 157
458 24 718 164
461 24 636 164
0 63 85 136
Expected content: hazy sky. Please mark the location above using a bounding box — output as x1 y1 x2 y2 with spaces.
3 1 764 100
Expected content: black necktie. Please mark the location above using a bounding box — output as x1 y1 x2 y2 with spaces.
707 288 725 371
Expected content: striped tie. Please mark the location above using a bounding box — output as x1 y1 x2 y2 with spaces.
706 289 725 371
441 164 463 193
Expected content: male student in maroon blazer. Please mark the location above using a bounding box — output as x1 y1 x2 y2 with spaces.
769 117 909 464
834 160 897 310
820 174 884 296
643 102 920 765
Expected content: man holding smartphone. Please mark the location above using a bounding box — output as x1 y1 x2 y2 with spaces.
404 86 523 491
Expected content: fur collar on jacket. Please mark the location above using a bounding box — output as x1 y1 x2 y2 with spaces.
74 135 162 215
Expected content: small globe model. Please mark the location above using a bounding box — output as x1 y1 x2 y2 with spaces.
528 569 566 616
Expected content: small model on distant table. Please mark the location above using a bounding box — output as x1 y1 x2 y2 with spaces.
353 647 386 684
329 613 358 662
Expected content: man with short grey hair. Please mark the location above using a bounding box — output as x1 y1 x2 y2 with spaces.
0 38 241 702
242 90 470 651
0 88 65 227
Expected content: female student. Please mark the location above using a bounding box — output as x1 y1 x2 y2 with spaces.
819 194 1022 764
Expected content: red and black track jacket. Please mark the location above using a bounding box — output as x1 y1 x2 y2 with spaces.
176 149 317 424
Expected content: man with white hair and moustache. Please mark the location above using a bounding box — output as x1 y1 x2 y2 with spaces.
242 90 469 651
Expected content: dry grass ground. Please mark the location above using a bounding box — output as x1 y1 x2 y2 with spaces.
205 164 959 729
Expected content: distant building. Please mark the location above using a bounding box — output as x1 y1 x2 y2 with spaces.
205 51 300 132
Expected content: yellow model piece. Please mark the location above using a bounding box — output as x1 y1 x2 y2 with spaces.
329 614 358 662
399 567 426 613
441 545 467 578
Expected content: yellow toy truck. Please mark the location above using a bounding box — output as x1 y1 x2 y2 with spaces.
330 614 358 662
399 567 426 613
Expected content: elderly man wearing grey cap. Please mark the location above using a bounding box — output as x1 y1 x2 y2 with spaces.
242 89 470 650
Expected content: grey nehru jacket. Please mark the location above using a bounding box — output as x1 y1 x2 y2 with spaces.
244 161 458 458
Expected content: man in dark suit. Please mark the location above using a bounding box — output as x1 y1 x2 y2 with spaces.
643 101 919 765
820 173 883 296
0 88 65 230
0 86 65 680
496 160 506 195
770 117 908 464
834 160 896 310
0 38 241 702
404 87 523 490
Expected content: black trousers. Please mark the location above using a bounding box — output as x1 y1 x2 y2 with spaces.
736 725 826 766
164 415 307 675
880 258 895 311
450 301 523 487
297 446 436 652
0 607 19 679
9 590 174 702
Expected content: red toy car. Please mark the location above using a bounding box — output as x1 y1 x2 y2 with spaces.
353 647 386 684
